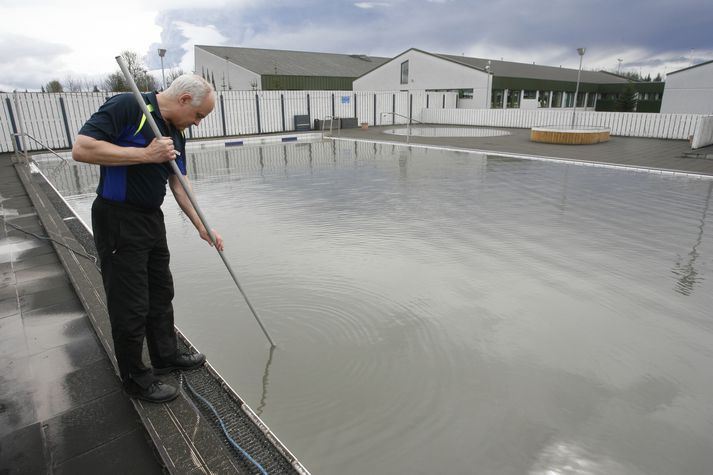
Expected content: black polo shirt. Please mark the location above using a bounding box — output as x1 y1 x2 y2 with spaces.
79 92 186 209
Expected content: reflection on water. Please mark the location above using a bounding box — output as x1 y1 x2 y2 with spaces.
672 182 712 296
39 141 713 475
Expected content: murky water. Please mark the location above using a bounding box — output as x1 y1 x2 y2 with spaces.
41 140 713 474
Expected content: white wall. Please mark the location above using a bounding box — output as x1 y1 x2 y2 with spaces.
422 108 701 140
520 99 539 110
354 49 490 107
661 61 713 114
195 47 262 91
691 115 713 149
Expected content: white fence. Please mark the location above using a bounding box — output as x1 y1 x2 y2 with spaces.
3 90 707 154
691 115 713 150
0 90 458 153
421 108 701 140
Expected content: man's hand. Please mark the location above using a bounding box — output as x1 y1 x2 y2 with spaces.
143 137 177 163
200 228 224 252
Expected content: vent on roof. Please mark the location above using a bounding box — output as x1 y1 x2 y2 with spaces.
349 54 371 62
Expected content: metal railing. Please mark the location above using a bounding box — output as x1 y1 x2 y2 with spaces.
379 112 425 143
320 115 341 139
13 132 70 175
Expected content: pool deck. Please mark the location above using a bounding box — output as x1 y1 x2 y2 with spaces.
333 125 713 176
0 155 164 473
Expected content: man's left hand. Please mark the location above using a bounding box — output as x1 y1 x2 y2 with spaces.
200 228 224 252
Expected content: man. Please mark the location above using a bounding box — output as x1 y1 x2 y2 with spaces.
73 74 224 403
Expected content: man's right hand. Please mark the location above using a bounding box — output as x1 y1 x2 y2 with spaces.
144 138 177 163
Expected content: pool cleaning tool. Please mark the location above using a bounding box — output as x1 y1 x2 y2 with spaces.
116 56 275 348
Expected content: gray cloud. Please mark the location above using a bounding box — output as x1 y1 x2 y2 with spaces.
142 0 712 79
0 33 72 90
6 0 710 90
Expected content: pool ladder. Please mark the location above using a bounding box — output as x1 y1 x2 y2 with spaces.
12 132 71 176
320 115 341 140
379 112 425 144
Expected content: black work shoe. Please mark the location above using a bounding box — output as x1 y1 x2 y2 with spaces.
127 381 179 403
153 352 206 375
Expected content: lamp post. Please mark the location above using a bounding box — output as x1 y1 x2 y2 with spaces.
157 48 166 90
571 47 586 128
485 61 492 109
225 56 230 90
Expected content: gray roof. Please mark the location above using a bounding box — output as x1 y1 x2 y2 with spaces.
667 58 713 76
412 49 629 84
197 45 390 77
437 53 628 84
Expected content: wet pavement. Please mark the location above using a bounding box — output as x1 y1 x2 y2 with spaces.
0 155 164 474
334 125 713 176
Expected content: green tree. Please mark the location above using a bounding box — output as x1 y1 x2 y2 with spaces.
103 71 127 92
654 73 663 82
45 80 63 93
616 83 638 112
103 50 157 92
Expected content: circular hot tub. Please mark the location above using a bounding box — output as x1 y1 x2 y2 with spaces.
531 125 611 145
384 126 511 138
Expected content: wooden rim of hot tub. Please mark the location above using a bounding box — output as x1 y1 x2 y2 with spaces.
531 126 611 145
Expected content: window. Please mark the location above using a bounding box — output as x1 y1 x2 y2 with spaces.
576 92 586 107
586 93 596 107
491 89 504 108
563 91 574 108
523 90 537 99
551 91 563 107
507 90 521 108
400 61 409 85
458 89 473 99
539 91 551 108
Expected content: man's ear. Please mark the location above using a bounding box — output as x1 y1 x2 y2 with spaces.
178 93 193 105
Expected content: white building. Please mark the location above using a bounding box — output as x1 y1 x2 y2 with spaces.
354 48 633 110
660 60 713 114
353 49 492 108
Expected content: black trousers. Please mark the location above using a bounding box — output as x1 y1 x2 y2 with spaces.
92 197 178 389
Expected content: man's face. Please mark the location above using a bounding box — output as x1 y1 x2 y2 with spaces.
174 92 215 130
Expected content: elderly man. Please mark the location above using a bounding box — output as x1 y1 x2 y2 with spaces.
73 74 224 403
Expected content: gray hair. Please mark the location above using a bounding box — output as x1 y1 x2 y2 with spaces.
165 74 215 106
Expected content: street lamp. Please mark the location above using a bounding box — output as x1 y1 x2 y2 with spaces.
485 60 492 109
571 47 586 128
157 48 167 90
225 56 231 90
617 58 623 75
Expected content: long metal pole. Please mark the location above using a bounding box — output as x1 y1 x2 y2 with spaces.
116 56 275 347
571 52 584 128
160 56 166 90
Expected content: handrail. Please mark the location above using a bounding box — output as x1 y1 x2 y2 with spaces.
12 132 70 175
12 132 69 163
379 112 425 144
320 115 341 139
379 111 425 126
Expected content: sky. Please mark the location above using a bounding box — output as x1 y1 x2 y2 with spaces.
1 0 712 92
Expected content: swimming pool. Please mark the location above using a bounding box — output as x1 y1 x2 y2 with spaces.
39 139 713 474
